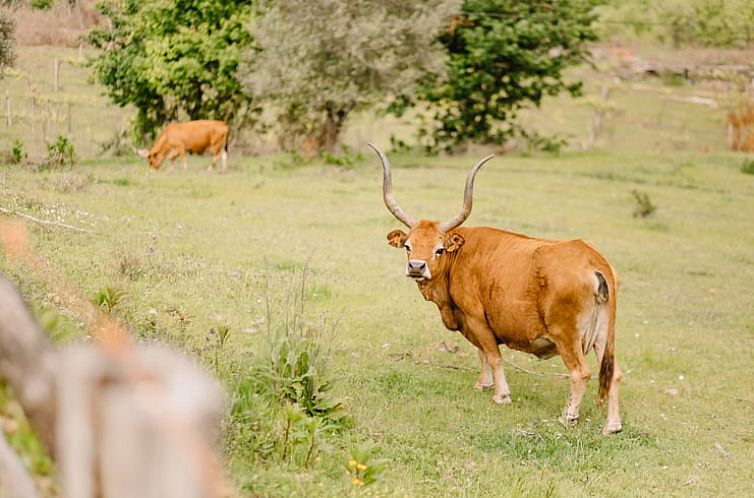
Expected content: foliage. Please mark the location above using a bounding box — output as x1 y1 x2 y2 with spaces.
741 158 754 175
346 443 388 487
322 145 363 170
87 0 256 138
409 0 603 151
241 0 456 153
0 6 14 72
631 188 657 218
94 286 126 314
10 138 26 164
44 135 77 168
99 128 134 157
228 271 346 468
598 0 754 47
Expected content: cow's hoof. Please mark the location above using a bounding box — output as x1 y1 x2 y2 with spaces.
492 393 512 405
602 421 623 435
559 414 579 427
474 381 494 391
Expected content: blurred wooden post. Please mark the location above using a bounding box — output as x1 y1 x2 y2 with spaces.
5 91 10 127
78 43 84 60
0 275 227 498
583 82 611 151
0 277 58 454
67 101 72 134
0 432 39 498
53 58 60 92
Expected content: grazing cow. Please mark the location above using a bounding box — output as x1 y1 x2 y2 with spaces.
138 120 229 172
370 144 622 435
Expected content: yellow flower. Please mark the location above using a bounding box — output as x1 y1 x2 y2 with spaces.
348 459 358 467
356 463 367 470
352 478 363 486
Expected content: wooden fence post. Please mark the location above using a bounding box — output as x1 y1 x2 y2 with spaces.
4 91 10 127
53 58 60 92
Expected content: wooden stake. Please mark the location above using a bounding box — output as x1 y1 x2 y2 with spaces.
4 92 10 127
53 58 60 92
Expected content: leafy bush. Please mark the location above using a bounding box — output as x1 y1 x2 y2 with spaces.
632 189 657 218
741 158 754 175
44 135 76 168
88 0 255 138
99 128 134 157
10 138 25 164
322 145 363 169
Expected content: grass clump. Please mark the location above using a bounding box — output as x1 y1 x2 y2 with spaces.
93 286 126 315
44 135 77 169
631 188 657 218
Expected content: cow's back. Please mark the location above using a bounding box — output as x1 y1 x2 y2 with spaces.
164 120 228 154
447 228 613 351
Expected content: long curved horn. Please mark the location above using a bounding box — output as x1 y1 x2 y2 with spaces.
368 143 417 228
438 154 495 232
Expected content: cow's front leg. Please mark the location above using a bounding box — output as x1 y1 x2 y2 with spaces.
466 317 511 404
474 348 494 391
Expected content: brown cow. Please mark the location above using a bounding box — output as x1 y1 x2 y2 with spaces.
370 144 622 435
138 120 229 172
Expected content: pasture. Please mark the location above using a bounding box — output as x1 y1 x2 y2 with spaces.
2 46 754 497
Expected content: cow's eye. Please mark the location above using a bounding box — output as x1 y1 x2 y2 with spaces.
434 247 445 257
404 244 411 252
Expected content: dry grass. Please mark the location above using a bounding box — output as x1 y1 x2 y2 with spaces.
14 1 105 48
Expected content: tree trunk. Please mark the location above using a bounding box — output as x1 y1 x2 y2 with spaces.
316 105 350 154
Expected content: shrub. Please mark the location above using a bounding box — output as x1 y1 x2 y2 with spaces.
632 189 657 218
44 135 76 168
10 138 26 164
741 158 754 175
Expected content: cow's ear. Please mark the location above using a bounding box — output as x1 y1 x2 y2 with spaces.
445 233 465 252
387 229 408 248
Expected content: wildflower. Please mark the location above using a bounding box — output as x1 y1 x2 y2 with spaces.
348 459 358 467
352 477 364 486
357 463 367 470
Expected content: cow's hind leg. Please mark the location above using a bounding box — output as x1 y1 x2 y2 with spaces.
552 327 591 426
594 337 622 435
474 348 494 391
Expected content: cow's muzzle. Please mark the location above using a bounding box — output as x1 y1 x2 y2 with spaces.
406 260 431 280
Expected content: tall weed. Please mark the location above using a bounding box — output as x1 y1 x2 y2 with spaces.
228 268 346 467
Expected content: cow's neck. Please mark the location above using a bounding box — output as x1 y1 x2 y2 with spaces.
416 271 460 331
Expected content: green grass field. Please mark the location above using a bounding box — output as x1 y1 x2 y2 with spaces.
2 46 754 497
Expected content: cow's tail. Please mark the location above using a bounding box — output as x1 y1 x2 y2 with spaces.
596 269 617 406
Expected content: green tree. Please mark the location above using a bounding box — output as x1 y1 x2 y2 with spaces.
414 0 603 151
241 0 457 153
88 0 255 138
1 1 21 73
598 0 754 48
